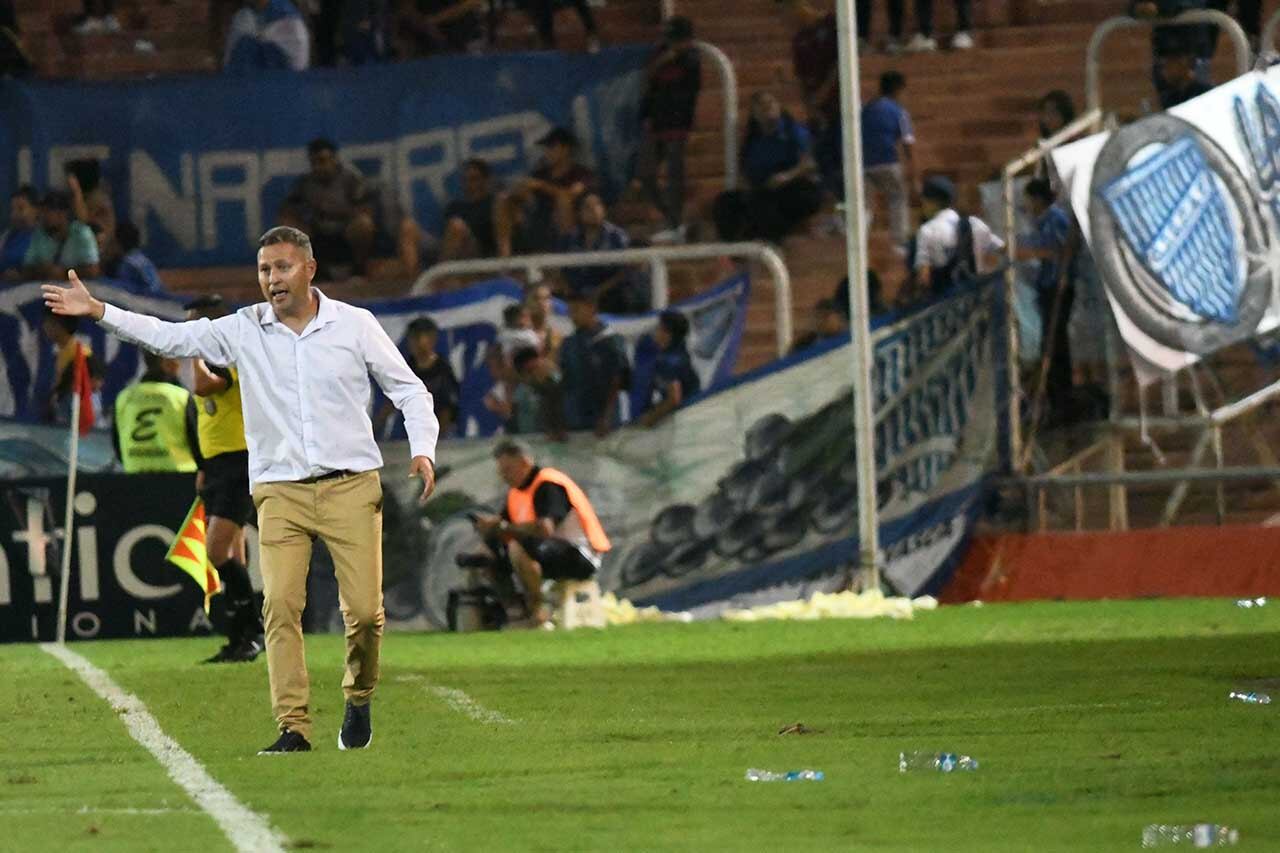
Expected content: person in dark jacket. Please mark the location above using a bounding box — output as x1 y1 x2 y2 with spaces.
1131 0 1215 107
636 16 701 242
639 310 700 427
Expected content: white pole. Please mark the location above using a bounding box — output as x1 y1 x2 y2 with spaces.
56 392 81 645
834 0 880 587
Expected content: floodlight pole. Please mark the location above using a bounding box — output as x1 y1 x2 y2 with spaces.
835 0 881 589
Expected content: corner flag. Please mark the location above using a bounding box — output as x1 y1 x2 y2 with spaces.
165 497 222 612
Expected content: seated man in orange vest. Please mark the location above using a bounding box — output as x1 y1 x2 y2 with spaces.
472 439 611 625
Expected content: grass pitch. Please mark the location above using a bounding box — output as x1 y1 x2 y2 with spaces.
4 598 1280 852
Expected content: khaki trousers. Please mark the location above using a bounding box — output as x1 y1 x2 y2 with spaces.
252 470 384 741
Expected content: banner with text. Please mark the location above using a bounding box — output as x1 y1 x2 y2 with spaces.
0 48 646 267
1052 67 1280 382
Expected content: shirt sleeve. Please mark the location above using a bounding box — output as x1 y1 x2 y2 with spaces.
99 303 239 365
899 108 916 146
532 482 572 525
360 309 439 464
974 218 1007 254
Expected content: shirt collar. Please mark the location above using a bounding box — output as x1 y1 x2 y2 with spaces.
258 287 336 331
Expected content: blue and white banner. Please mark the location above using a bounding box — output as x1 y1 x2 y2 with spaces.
0 273 749 450
389 279 998 627
1052 66 1280 381
0 48 647 268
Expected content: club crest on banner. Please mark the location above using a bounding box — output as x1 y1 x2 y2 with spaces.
1089 114 1274 355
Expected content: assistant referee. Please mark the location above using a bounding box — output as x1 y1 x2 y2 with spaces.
185 294 262 665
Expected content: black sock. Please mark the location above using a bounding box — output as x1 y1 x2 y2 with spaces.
217 559 260 639
218 558 252 601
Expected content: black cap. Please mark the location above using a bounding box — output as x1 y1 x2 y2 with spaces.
537 126 579 148
921 175 956 206
664 16 694 41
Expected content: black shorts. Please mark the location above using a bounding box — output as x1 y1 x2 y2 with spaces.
200 450 254 527
524 537 598 581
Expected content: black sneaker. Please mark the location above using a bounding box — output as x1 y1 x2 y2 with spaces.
202 642 236 664
257 730 311 755
338 700 372 751
225 634 265 663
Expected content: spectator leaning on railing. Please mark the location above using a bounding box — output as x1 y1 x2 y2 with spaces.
639 310 701 428
560 193 644 314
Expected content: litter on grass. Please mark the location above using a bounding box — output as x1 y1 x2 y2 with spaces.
722 589 938 623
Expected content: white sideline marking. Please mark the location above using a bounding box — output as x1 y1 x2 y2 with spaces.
40 644 287 853
395 674 516 725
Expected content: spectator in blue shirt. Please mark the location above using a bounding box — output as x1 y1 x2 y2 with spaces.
1018 178 1074 423
559 291 631 437
101 221 166 297
0 185 38 281
862 71 917 252
560 193 647 315
714 91 823 243
640 310 701 428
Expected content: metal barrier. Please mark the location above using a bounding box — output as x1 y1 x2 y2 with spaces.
411 241 795 358
1086 11 1252 115
693 40 740 191
999 108 1103 473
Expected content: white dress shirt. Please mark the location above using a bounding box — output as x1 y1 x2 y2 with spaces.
914 208 1006 275
99 289 438 488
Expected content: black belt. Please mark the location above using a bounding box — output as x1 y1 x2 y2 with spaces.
297 469 352 485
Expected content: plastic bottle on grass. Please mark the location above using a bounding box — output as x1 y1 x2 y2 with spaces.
1141 823 1239 847
1228 691 1271 705
898 751 979 773
744 768 824 782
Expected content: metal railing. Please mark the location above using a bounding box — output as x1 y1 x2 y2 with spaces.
693 40 740 191
411 241 795 357
999 108 1103 473
1086 11 1252 115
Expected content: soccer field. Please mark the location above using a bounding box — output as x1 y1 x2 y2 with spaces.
4 599 1280 852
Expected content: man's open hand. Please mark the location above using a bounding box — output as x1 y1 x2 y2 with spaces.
409 455 436 505
41 270 103 320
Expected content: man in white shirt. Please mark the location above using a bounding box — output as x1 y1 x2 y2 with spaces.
42 226 438 755
911 175 1005 298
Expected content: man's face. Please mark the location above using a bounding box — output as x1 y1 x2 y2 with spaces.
578 194 605 229
1025 193 1050 218
9 195 36 229
496 453 529 488
462 165 489 200
568 299 596 329
526 286 553 323
510 308 532 330
258 241 317 315
309 148 340 182
1038 103 1065 137
42 207 69 236
1161 54 1195 87
751 94 781 126
408 330 437 362
818 308 844 337
42 316 69 345
543 141 571 168
653 323 672 350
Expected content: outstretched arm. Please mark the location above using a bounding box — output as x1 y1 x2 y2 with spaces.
42 270 237 365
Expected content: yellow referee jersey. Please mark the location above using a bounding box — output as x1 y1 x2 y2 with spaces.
196 365 248 458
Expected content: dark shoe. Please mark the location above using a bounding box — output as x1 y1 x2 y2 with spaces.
202 642 236 664
257 730 311 755
225 634 264 663
338 700 372 751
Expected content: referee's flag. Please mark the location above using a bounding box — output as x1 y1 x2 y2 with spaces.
165 497 222 612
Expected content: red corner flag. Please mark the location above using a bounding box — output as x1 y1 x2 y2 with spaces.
72 342 94 435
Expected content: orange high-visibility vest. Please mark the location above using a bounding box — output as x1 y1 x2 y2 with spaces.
506 467 611 553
